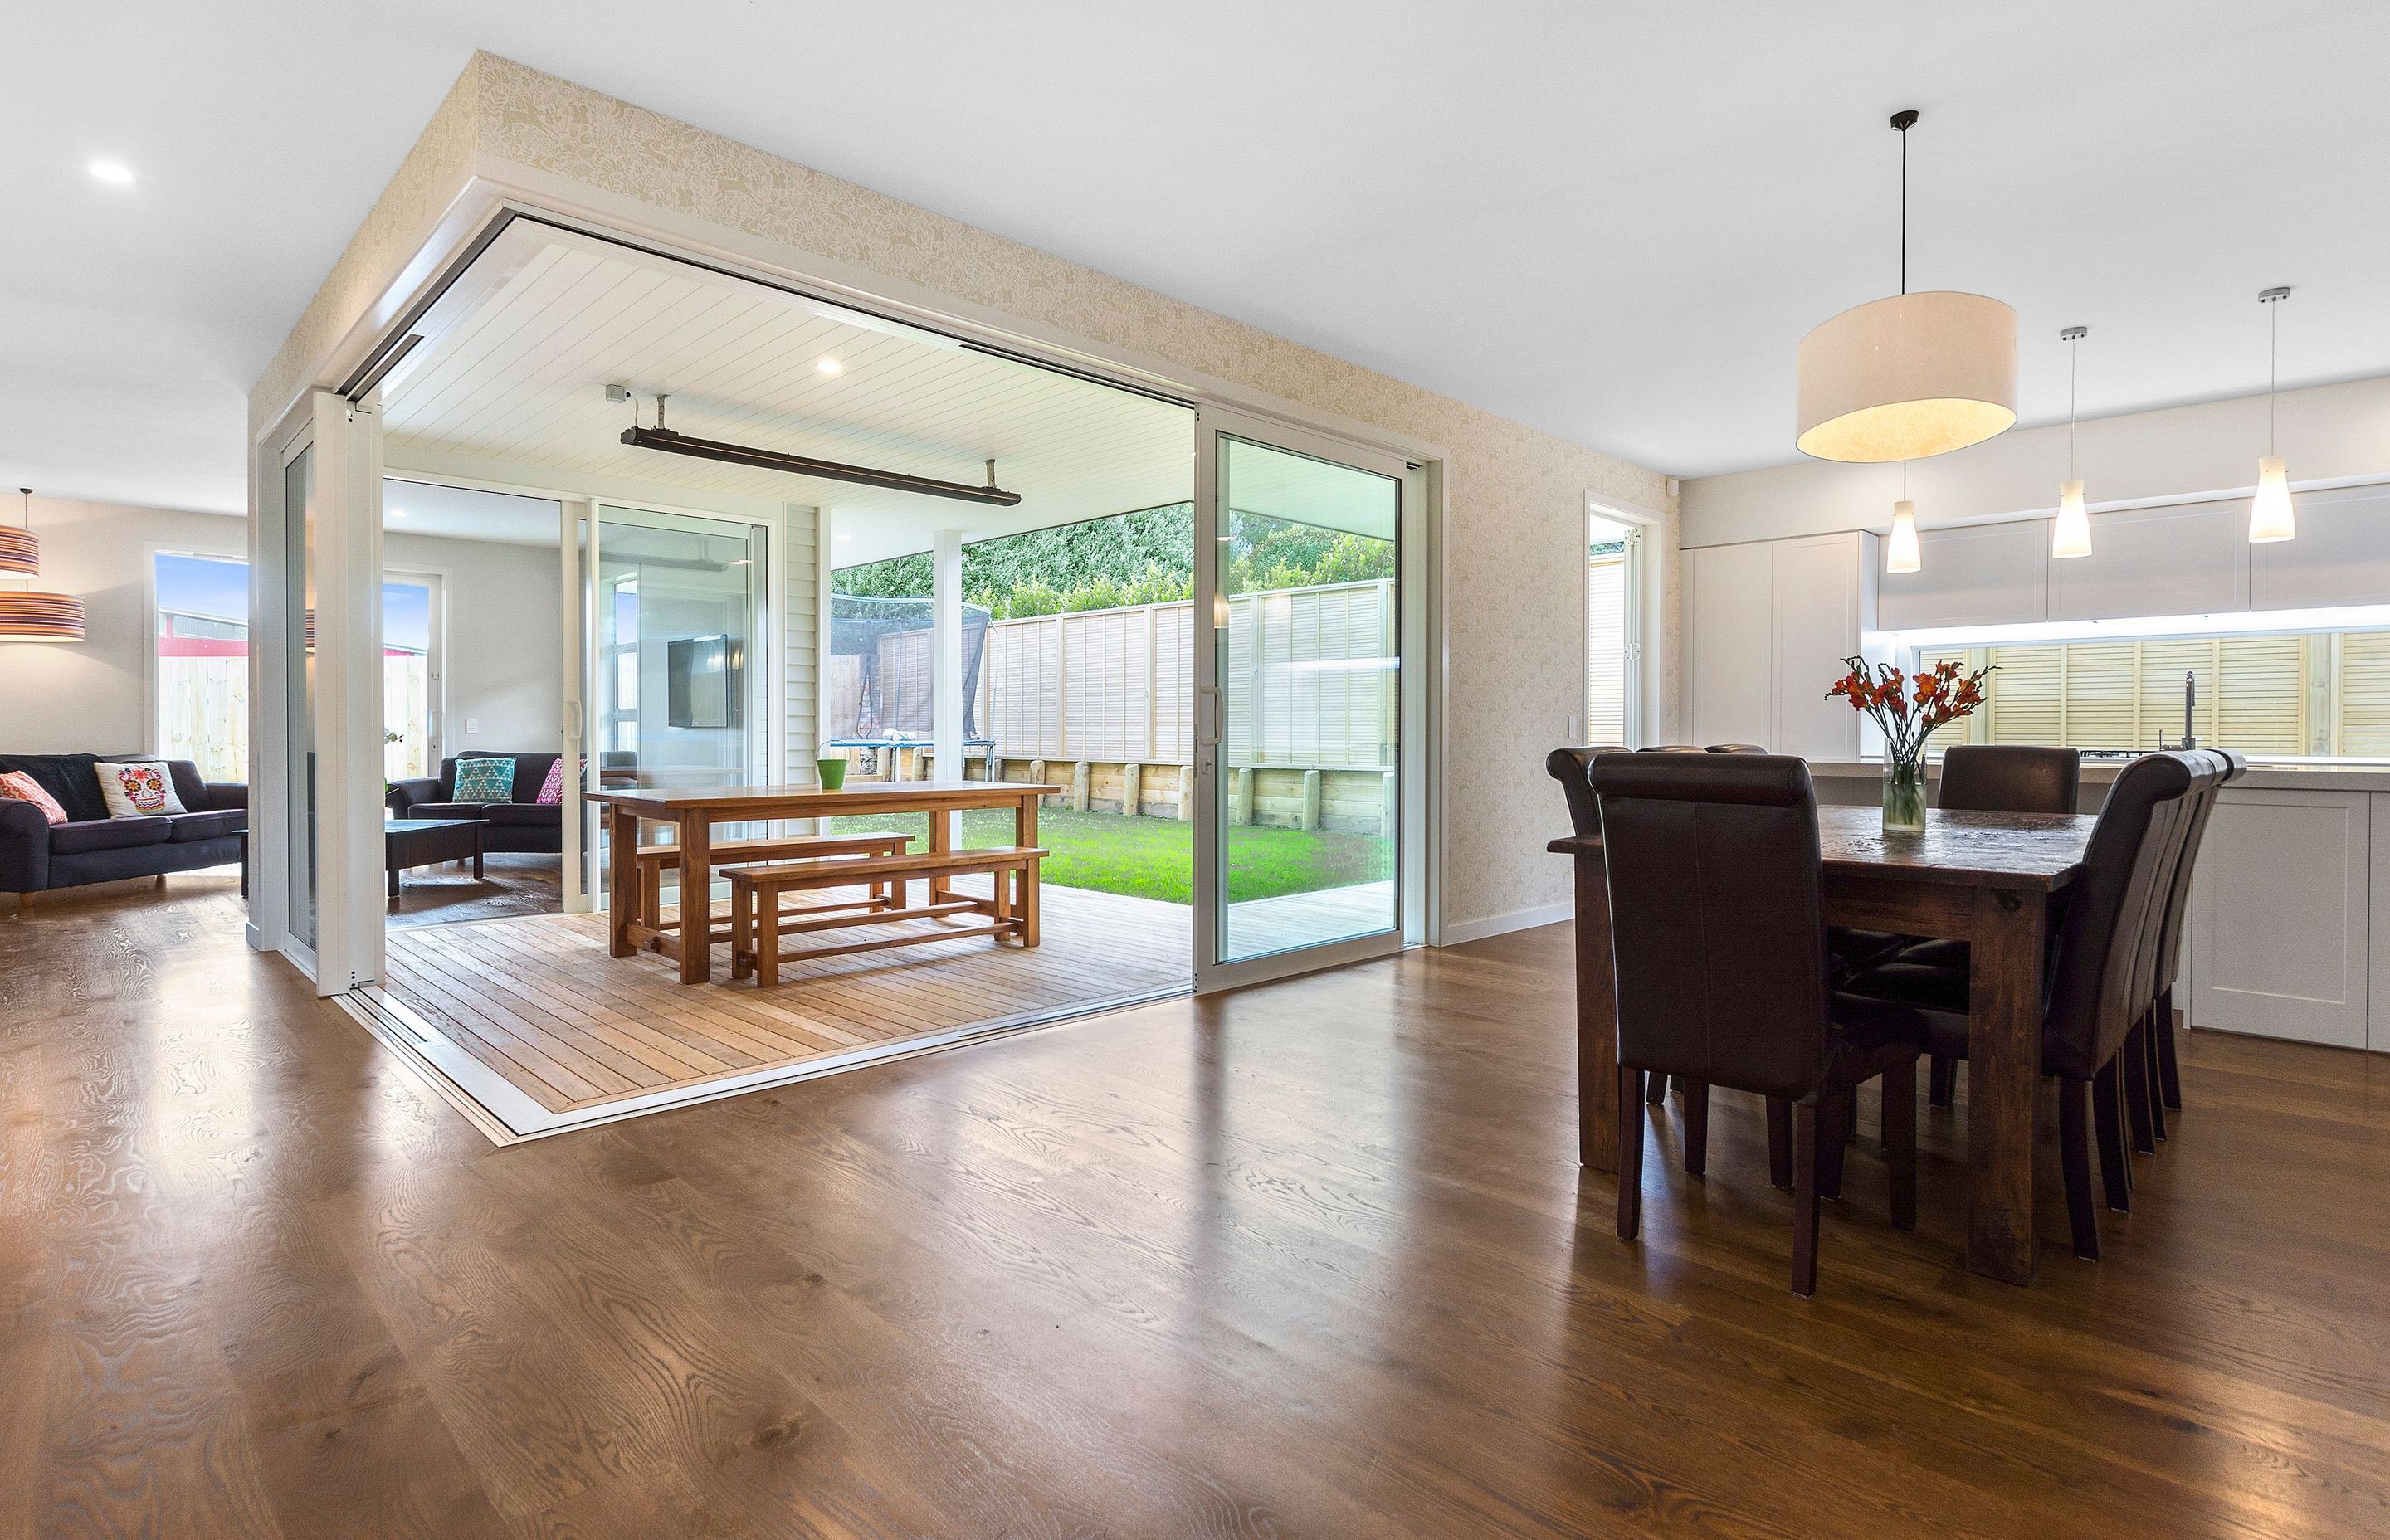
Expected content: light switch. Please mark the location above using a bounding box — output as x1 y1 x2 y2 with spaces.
464 717 480 735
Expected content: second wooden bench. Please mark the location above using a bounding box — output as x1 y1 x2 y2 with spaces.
726 846 1046 986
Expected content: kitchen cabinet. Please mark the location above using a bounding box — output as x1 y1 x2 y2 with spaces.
2250 483 2390 611
2047 500 2246 621
2188 787 2370 1049
1875 520 2048 631
1685 532 1877 758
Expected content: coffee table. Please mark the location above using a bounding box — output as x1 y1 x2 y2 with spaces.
386 817 485 899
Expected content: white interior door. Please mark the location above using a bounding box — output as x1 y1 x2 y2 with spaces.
1193 406 1420 992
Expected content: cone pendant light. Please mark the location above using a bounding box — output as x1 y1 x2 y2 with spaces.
1797 110 2017 462
1886 462 1921 573
2051 329 2093 559
2249 288 2296 543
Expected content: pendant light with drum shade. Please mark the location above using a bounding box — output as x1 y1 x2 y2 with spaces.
1797 110 2017 464
0 489 85 642
2250 287 2296 543
2051 327 2094 559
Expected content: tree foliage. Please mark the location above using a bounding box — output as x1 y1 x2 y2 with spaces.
832 502 1394 618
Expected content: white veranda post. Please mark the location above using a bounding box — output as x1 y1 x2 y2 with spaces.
933 529 964 840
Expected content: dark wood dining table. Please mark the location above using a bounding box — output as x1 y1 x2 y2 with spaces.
1552 804 2096 1285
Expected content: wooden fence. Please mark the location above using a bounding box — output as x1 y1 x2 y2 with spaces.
978 578 1395 769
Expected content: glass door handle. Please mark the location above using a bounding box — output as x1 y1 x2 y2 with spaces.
1197 685 1222 748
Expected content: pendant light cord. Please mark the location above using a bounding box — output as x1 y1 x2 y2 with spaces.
2068 338 2079 480
2269 297 2279 455
1900 126 1909 295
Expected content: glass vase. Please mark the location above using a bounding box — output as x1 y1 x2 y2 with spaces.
1881 758 1927 834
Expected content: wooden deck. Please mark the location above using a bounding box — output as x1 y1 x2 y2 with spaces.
380 878 1192 1123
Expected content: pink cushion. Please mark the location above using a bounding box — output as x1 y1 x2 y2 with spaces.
0 771 69 825
535 758 565 805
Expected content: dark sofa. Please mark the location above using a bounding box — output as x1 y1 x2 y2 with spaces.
385 752 563 854
0 753 247 911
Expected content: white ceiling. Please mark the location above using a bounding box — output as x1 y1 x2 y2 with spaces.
9 2 2390 514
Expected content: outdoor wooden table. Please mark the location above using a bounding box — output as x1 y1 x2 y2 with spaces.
583 780 1061 985
1552 805 2095 1286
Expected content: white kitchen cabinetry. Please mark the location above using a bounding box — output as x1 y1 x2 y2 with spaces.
1685 532 1877 759
2250 483 2390 611
2189 788 2370 1049
1875 521 2048 631
2047 500 2246 621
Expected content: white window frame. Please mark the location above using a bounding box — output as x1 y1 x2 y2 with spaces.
145 539 252 772
1588 494 1663 748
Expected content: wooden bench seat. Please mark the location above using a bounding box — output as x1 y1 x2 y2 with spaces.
632 831 911 939
726 846 1048 985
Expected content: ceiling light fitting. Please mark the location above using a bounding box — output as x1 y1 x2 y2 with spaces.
2250 287 2296 544
1886 461 1921 574
0 489 85 641
2052 327 2093 560
622 396 1022 504
1797 109 2017 462
0 485 38 578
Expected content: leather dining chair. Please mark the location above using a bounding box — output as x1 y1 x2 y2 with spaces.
2135 748 2242 1136
1592 753 1929 1296
1897 744 2085 1104
1846 752 2198 1258
1703 743 1769 754
1544 746 1628 840
1637 745 1706 753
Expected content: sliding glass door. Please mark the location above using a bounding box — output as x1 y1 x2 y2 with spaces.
563 504 769 912
1193 408 1422 990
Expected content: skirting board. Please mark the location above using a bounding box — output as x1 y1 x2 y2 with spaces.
1438 901 1573 947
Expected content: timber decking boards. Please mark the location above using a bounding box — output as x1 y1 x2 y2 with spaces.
11 875 2390 1538
381 878 1193 1115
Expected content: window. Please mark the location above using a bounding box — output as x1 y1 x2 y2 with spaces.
383 574 439 779
155 552 250 782
1918 629 2390 756
1587 514 1637 745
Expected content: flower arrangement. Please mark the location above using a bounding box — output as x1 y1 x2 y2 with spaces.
1826 655 1994 831
1826 655 1992 762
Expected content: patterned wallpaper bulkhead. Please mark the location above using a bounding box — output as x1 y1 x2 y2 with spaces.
250 51 1681 934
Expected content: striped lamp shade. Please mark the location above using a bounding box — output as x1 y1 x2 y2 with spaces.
0 590 86 641
0 524 35 578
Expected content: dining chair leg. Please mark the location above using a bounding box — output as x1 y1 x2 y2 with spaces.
2092 1056 2131 1213
1766 1096 1793 1189
1646 1071 1670 1106
1680 1079 1710 1176
1817 1091 1851 1201
1791 1101 1823 1298
1882 1062 1917 1231
2154 985 2183 1111
2057 1075 2100 1260
1615 1066 1646 1242
2141 1006 2168 1142
2121 1019 2158 1156
1928 1053 1958 1108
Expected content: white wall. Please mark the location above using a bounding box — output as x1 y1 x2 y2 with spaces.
383 529 562 757
1680 375 2390 549
0 494 562 766
0 495 244 754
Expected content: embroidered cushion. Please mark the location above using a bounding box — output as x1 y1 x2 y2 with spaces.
94 760 188 818
450 756 518 804
534 758 564 805
0 770 69 825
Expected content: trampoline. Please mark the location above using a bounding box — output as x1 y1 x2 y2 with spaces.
825 592 996 773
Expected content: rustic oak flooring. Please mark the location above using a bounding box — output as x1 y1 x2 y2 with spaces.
6 870 2390 1538
382 881 1193 1114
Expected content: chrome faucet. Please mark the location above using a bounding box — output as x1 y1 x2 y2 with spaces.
2163 670 2197 751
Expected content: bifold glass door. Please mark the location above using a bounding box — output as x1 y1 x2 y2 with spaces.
1193 408 1420 991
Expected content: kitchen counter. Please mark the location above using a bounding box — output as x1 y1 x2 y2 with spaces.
1805 758 2390 797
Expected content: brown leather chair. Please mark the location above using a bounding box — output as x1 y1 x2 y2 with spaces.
1544 746 1631 838
1847 751 2198 1257
1704 743 1769 754
2136 748 2242 1133
1897 745 2086 1103
1592 753 1929 1295
1637 745 1706 753
1937 743 2083 813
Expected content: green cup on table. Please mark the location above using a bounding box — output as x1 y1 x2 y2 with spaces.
817 756 848 792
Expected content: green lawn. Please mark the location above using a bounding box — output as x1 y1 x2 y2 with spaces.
827 807 1390 905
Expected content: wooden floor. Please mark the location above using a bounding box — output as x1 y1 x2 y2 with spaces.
7 872 2390 1538
382 879 1192 1118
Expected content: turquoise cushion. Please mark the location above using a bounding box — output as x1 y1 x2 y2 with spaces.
451 756 518 804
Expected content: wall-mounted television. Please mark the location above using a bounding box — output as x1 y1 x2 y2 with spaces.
666 634 744 730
